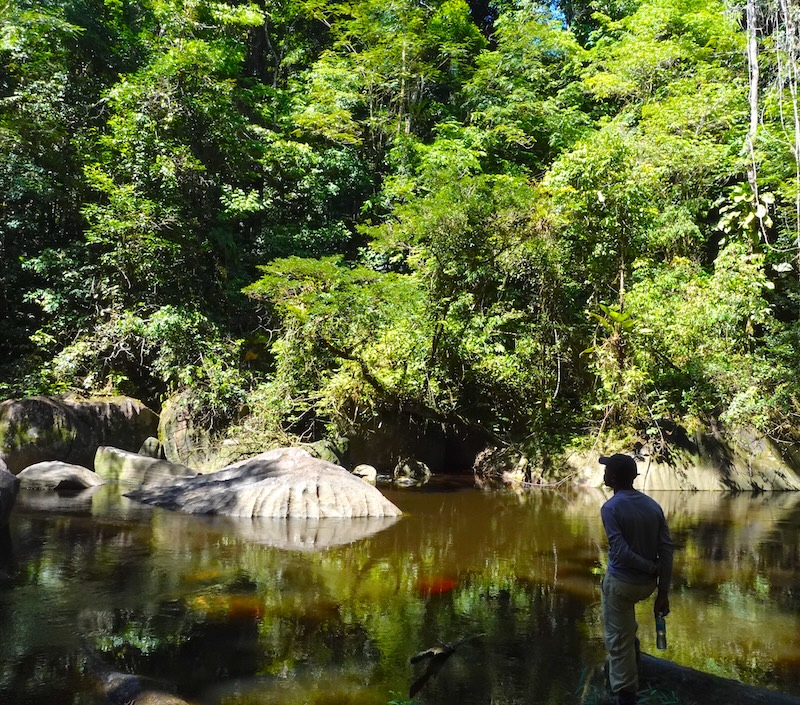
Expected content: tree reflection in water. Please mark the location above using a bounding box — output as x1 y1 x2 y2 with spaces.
0 484 798 704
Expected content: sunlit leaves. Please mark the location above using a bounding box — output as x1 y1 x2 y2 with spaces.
244 256 434 432
465 3 587 171
294 0 485 153
716 183 776 241
207 1 264 27
543 124 659 302
364 168 576 436
292 54 364 144
46 305 249 416
625 243 777 423
581 0 743 104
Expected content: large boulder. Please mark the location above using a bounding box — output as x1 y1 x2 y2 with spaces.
125 447 404 519
158 390 243 471
94 446 198 489
0 395 159 474
16 461 105 490
0 460 20 525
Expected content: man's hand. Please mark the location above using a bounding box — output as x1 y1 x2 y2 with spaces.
654 593 670 617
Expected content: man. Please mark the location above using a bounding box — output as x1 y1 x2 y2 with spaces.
599 453 673 705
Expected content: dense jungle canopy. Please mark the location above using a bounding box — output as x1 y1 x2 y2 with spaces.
2 0 800 470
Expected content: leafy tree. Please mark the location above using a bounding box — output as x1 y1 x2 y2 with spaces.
42 304 249 418
81 35 257 306
464 1 590 173
293 0 486 156
243 256 433 437
625 243 778 430
542 125 659 310
367 150 583 442
0 0 133 385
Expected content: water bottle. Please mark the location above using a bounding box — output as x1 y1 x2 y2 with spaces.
655 612 667 650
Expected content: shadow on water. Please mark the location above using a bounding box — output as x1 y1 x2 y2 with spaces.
0 524 15 584
0 484 799 705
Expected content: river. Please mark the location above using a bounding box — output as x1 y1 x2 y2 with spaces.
1 480 799 705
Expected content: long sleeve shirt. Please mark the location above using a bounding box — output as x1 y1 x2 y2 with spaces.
601 489 673 592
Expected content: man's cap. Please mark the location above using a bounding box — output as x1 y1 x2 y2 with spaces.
599 453 638 478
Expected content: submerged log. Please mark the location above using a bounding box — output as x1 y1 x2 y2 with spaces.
639 653 800 705
83 649 195 705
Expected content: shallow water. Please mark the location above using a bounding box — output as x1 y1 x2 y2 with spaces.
1 481 799 705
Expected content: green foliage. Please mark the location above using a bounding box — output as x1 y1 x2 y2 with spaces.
41 306 249 421
3 0 800 462
366 167 582 439
292 0 486 153
465 2 589 171
716 184 775 242
625 244 777 426
244 256 433 435
543 123 660 304
0 1 104 366
581 0 743 104
248 136 373 259
80 34 254 309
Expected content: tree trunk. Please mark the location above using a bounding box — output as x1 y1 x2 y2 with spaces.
746 0 760 197
778 0 800 261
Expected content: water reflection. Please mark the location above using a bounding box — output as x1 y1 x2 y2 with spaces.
0 484 798 705
191 514 403 552
15 486 101 513
0 524 14 583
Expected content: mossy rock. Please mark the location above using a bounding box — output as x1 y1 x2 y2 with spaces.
569 423 800 491
158 391 244 471
94 446 198 488
0 395 158 474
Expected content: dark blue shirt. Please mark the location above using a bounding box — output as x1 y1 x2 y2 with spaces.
601 489 673 590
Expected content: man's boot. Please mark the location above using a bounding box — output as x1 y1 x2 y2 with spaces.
615 689 637 705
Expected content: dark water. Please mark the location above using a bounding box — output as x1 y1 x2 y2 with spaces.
1 481 799 705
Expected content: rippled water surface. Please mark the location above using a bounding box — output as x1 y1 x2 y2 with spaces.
1 480 799 705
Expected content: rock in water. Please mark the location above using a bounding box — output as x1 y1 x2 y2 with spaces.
0 461 19 526
125 447 403 519
83 649 195 705
17 461 105 490
94 446 197 488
